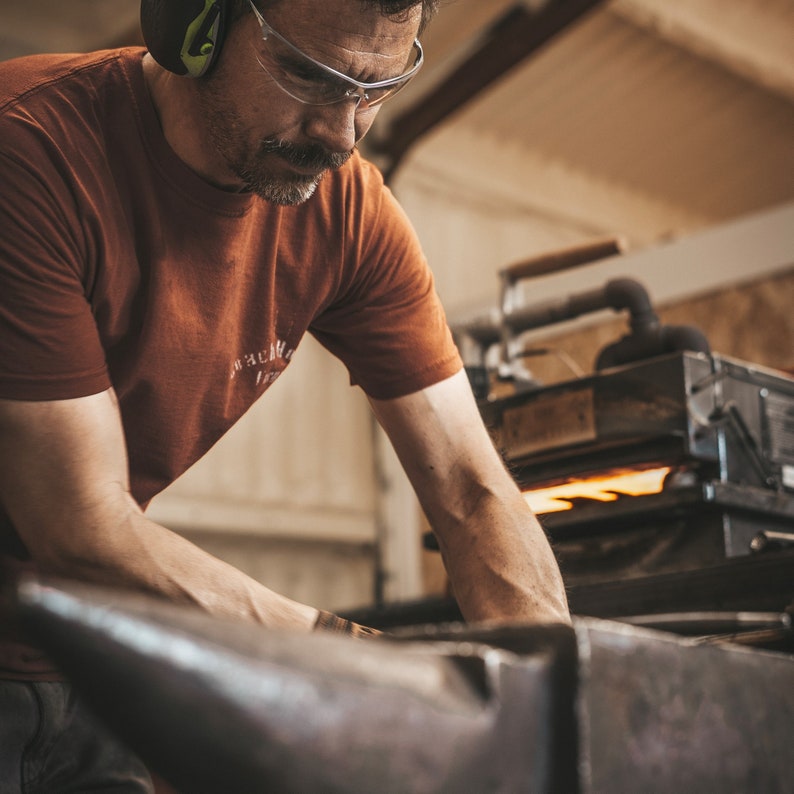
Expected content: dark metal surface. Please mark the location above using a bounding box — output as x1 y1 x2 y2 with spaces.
350 549 794 630
485 352 794 479
12 578 794 793
577 620 794 793
407 619 794 793
13 578 578 794
616 610 794 650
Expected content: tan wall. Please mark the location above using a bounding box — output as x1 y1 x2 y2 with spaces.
147 336 383 614
176 532 378 614
148 334 425 614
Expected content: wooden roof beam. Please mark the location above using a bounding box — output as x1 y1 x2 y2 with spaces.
373 0 609 182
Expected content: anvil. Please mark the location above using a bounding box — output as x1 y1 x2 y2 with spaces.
12 578 794 793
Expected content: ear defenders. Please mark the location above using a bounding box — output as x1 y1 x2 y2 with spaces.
140 0 227 77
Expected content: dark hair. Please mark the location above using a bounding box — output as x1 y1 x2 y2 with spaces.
355 0 439 33
233 0 439 34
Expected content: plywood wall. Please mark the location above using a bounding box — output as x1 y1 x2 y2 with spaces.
521 268 794 387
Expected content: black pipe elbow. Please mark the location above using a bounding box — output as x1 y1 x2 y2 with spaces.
604 278 653 313
660 324 711 355
604 279 659 332
595 322 711 370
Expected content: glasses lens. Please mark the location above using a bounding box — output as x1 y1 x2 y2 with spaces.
255 16 420 109
360 80 411 108
257 35 349 104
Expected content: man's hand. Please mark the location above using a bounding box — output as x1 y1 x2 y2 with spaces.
369 369 570 626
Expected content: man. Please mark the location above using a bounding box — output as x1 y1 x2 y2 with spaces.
0 0 569 789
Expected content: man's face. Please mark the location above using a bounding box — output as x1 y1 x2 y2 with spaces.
194 0 421 204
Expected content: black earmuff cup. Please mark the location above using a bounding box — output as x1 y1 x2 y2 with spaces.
140 0 227 77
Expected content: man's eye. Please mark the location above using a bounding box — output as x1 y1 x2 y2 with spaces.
288 70 348 98
277 57 325 85
290 68 324 86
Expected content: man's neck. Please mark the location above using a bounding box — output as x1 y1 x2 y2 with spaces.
141 54 245 191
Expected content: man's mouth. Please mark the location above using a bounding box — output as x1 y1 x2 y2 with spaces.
260 138 352 175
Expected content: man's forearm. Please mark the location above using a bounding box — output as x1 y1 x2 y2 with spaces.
368 370 570 626
0 393 319 632
19 491 320 631
433 487 570 625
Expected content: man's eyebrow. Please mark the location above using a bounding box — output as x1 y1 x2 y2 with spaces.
276 50 341 82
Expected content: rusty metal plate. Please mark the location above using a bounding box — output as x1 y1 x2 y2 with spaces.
501 387 596 459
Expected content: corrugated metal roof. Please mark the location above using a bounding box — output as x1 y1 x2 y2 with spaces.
457 8 794 221
373 0 794 238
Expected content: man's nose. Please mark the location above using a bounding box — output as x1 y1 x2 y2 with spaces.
303 98 365 154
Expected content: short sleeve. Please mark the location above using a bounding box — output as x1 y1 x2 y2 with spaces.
0 149 110 400
310 174 461 400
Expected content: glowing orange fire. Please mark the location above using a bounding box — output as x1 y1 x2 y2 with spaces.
523 466 671 514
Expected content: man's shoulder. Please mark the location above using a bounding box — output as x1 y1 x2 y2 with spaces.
0 48 144 117
0 48 147 181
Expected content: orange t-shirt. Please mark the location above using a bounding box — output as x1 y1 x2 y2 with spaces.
0 48 461 677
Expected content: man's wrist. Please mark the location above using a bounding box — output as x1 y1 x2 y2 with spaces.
313 609 382 638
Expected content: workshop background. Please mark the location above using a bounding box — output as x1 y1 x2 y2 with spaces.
2 0 792 614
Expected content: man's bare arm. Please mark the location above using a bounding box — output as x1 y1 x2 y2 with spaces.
0 389 318 630
369 369 570 625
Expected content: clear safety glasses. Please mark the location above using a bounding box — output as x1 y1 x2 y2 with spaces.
247 0 424 111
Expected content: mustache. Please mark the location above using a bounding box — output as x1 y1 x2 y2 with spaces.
260 139 353 171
